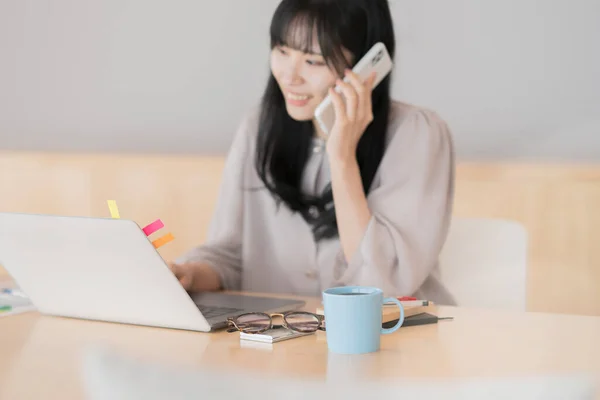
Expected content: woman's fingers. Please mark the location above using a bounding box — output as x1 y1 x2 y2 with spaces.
167 261 178 274
335 79 358 122
364 72 376 123
167 261 193 290
343 70 366 121
343 70 376 124
178 272 193 291
329 86 347 125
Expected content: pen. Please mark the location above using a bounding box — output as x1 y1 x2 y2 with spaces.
1 288 27 297
384 300 432 307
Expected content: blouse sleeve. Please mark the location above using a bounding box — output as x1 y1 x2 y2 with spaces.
332 108 455 297
175 113 255 290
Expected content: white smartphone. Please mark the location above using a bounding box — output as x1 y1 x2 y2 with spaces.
314 42 393 136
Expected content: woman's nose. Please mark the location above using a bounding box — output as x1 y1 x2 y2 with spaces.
281 61 304 85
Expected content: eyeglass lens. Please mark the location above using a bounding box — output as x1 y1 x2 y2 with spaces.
235 313 271 333
284 312 320 332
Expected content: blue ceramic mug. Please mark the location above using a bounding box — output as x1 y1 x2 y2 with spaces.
322 286 405 354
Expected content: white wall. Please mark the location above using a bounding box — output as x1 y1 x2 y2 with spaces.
0 0 598 160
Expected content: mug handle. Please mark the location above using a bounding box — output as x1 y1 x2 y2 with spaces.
380 297 405 334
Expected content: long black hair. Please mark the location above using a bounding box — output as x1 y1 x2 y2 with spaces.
255 0 395 241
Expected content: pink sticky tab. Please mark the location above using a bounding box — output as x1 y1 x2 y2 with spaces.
142 219 164 236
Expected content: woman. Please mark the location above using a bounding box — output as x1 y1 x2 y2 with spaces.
169 0 456 305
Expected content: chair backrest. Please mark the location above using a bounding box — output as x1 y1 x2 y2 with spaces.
438 217 528 311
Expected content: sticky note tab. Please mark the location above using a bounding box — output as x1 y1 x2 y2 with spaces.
142 219 165 236
107 200 120 219
152 232 174 249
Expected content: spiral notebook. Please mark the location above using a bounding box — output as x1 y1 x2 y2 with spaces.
315 300 436 323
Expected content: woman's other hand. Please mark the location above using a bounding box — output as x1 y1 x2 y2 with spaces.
167 261 222 292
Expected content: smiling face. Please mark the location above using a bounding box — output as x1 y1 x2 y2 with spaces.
270 43 337 122
269 22 353 123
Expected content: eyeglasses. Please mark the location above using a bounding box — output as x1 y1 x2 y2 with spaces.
227 311 326 334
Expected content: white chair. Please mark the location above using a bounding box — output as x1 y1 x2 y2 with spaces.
438 217 528 311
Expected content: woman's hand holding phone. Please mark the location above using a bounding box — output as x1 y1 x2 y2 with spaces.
325 69 377 164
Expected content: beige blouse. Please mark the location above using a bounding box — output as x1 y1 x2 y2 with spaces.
177 100 457 305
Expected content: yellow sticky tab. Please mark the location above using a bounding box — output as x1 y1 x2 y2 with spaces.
152 232 174 249
107 200 120 219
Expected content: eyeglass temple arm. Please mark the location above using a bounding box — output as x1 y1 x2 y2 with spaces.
317 314 326 331
227 318 242 333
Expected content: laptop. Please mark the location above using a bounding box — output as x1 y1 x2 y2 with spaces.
0 212 305 332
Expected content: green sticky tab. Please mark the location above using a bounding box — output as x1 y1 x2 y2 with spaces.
0 305 12 312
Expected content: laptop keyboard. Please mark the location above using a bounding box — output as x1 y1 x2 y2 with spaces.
196 305 244 319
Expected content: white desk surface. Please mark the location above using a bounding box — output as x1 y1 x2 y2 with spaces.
1 287 599 399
